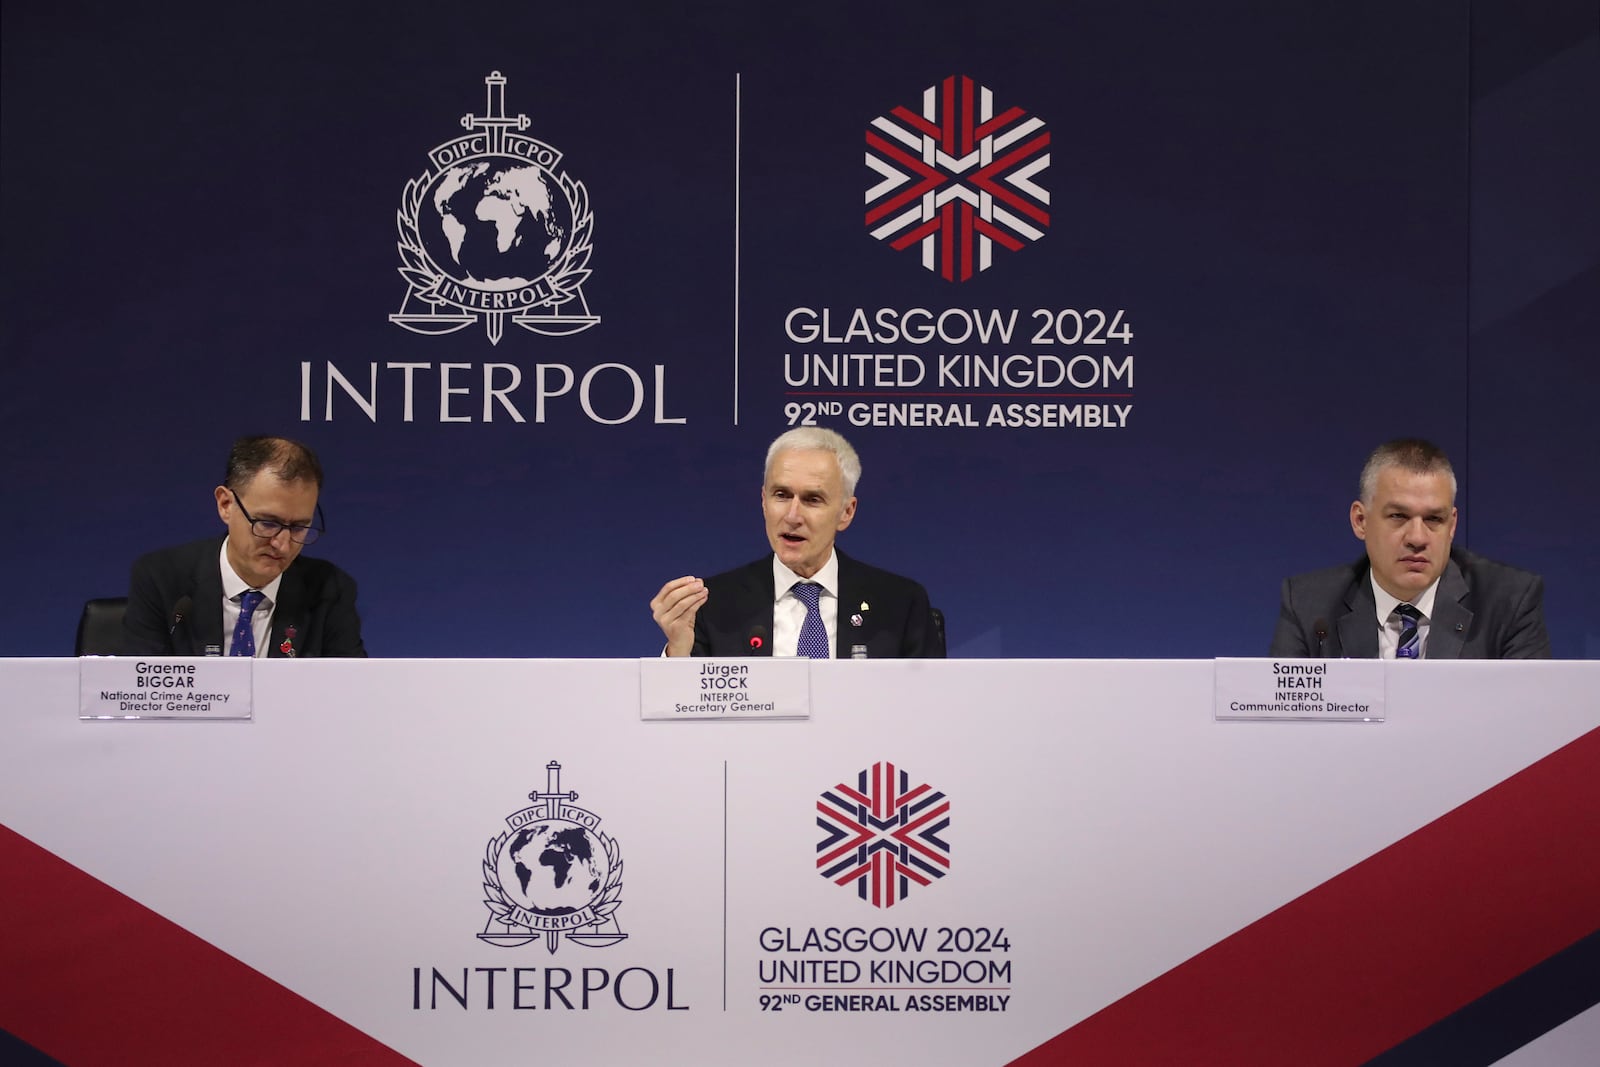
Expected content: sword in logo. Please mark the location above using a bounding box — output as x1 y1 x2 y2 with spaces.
535 759 578 804
462 71 530 145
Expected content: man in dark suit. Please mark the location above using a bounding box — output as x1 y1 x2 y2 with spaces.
650 428 941 658
1270 439 1549 659
123 436 366 658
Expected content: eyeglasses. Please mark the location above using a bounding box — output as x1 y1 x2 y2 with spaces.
230 489 326 545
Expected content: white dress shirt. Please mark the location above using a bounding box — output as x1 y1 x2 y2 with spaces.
1369 572 1440 660
771 551 840 658
219 542 284 658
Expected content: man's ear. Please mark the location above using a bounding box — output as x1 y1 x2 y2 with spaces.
1349 499 1370 542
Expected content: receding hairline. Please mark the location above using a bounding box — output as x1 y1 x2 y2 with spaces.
224 435 325 492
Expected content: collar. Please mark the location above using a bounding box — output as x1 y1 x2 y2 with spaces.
772 549 839 603
218 540 285 605
1369 569 1440 625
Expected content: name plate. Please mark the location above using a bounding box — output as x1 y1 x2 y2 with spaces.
79 658 254 721
639 658 810 720
1214 658 1385 722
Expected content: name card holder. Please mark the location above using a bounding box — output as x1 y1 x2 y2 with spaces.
639 658 810 721
79 657 254 721
1214 658 1385 723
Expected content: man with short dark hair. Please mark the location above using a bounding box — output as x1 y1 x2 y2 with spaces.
122 436 366 657
1270 438 1549 659
650 427 942 658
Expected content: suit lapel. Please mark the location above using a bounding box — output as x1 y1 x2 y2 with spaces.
833 551 866 659
744 558 776 656
268 565 307 659
1335 566 1380 659
1427 559 1471 660
190 543 226 655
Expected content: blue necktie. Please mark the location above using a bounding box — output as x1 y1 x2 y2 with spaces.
1394 603 1422 660
792 582 830 659
231 590 265 658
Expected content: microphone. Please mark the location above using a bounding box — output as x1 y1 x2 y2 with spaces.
169 595 194 636
1313 618 1329 657
747 626 769 654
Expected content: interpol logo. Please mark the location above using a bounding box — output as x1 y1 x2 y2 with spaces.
479 761 627 953
817 760 951 909
391 72 599 346
865 75 1050 283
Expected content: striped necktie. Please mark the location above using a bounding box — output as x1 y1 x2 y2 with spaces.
231 590 265 658
1393 603 1422 660
792 582 830 659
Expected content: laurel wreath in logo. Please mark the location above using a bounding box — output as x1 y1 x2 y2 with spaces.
481 828 624 928
395 167 595 310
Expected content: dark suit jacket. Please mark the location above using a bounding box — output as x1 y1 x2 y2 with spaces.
692 551 943 658
123 537 367 657
1269 547 1550 659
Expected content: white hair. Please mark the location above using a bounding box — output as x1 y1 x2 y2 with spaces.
764 427 861 497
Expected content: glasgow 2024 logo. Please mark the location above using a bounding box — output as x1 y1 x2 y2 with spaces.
818 761 951 909
865 75 1050 283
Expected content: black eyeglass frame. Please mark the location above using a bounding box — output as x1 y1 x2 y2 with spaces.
229 489 326 545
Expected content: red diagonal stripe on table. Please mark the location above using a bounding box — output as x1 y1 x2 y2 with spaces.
0 824 420 1067
1007 725 1600 1067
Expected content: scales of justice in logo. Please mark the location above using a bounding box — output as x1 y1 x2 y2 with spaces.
479 761 627 954
391 72 600 346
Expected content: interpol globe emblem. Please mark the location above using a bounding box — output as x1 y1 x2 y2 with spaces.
418 160 576 293
494 819 611 915
392 72 600 346
480 761 627 954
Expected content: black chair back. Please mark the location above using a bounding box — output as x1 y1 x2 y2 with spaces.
76 597 128 656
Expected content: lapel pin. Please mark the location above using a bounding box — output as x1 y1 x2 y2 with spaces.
280 625 298 657
850 613 863 627
859 601 870 611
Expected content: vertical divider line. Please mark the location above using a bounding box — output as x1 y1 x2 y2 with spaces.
722 758 729 1011
733 73 742 427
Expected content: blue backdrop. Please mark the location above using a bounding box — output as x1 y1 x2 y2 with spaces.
2 0 1595 658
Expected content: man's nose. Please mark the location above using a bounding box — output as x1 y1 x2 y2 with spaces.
269 526 295 548
1404 519 1430 547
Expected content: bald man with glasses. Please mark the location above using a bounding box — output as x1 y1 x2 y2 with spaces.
122 435 367 657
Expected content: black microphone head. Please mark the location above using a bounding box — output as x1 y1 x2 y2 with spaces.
748 626 770 653
172 595 194 624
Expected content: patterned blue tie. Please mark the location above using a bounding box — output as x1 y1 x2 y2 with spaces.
1394 603 1422 660
231 590 265 658
792 582 830 659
